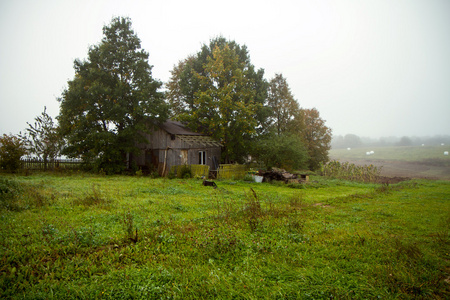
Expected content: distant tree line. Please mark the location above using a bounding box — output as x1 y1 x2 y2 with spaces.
332 134 450 149
1 17 332 173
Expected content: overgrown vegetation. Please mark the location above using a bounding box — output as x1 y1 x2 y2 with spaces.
0 173 448 298
323 160 382 182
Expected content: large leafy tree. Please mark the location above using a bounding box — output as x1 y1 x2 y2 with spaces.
300 108 332 170
167 37 268 163
264 74 331 171
58 17 167 173
266 74 302 135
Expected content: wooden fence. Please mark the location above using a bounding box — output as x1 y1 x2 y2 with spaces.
170 164 210 178
20 158 84 170
217 164 249 179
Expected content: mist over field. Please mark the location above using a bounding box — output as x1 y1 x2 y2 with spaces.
1 0 449 138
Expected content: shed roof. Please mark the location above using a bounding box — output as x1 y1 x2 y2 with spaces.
160 120 221 147
160 120 202 136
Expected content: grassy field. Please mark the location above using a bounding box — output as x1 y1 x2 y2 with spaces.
330 145 450 180
1 173 449 299
330 145 450 162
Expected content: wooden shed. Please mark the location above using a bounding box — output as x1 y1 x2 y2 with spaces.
132 120 221 176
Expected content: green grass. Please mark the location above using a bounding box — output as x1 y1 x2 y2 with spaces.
330 145 450 163
1 173 449 299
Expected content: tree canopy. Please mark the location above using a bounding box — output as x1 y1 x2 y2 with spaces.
300 108 332 170
58 17 168 173
54 19 332 173
266 74 302 136
167 37 267 163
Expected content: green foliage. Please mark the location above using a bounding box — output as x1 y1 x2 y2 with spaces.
22 106 63 169
263 75 331 171
170 164 201 178
251 134 309 171
167 37 267 163
180 165 192 179
300 108 332 170
267 74 302 135
57 17 168 173
0 134 27 172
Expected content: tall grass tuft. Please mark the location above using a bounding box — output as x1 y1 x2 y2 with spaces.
244 188 262 232
73 184 110 207
123 210 138 243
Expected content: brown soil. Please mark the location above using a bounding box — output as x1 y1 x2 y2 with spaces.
330 157 450 182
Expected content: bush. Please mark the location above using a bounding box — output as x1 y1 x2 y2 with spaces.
0 134 27 172
251 134 309 171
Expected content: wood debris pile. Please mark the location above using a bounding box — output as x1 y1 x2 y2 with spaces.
258 168 308 184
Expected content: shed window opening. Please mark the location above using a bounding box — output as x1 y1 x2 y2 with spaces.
199 151 206 165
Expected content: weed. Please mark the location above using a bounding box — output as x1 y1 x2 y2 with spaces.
135 169 143 177
244 188 262 232
123 210 138 243
289 192 304 210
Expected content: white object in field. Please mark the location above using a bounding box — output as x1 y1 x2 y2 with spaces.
254 175 263 183
347 148 351 150
445 151 449 156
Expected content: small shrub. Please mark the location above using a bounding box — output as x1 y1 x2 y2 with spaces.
0 134 27 172
180 165 192 179
242 174 254 182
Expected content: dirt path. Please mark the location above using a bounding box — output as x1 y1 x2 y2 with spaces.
329 157 450 181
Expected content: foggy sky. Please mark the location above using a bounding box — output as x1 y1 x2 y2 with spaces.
1 0 449 138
